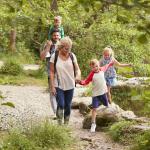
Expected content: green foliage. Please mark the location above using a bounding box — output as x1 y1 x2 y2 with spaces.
1 102 15 108
132 131 150 150
112 85 150 117
109 121 137 144
27 122 73 149
0 0 150 78
0 91 4 99
133 64 150 77
81 85 92 97
0 122 73 150
1 131 38 150
0 61 23 76
0 74 47 86
24 63 46 79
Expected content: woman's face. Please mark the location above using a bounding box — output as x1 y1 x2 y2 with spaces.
60 43 71 55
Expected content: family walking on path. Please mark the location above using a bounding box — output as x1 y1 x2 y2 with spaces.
40 16 132 132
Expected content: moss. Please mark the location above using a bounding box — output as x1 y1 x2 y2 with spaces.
109 121 140 145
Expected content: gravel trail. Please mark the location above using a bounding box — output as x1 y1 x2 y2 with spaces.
0 85 128 150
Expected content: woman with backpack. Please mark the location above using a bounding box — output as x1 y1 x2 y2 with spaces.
50 37 81 125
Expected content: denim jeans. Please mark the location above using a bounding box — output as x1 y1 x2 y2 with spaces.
56 88 74 123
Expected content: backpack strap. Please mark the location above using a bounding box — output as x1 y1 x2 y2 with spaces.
69 53 76 78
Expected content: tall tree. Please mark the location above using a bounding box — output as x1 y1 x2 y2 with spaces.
51 0 58 11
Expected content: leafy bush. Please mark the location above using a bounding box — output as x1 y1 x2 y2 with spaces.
25 63 46 79
132 131 150 150
81 85 92 97
1 131 38 150
133 64 150 77
1 122 73 150
0 61 23 76
26 121 73 149
109 121 137 144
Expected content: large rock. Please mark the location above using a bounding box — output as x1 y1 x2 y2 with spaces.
83 103 137 130
78 102 91 115
72 97 92 115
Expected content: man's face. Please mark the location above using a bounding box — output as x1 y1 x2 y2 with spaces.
52 32 60 42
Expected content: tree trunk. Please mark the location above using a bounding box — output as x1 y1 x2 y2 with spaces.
50 0 58 11
9 28 16 52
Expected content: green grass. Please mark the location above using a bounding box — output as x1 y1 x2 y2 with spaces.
0 121 74 150
0 74 47 86
117 66 134 78
131 131 150 150
109 121 137 145
0 52 36 65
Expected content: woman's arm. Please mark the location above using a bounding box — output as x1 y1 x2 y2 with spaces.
50 62 56 95
74 62 81 81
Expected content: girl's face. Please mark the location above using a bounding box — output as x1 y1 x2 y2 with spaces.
103 50 111 60
91 63 99 72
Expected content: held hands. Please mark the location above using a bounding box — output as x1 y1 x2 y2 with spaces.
75 79 81 84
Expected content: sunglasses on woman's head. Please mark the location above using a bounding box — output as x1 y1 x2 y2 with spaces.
61 45 70 51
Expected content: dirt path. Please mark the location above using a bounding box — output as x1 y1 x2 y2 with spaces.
0 85 128 150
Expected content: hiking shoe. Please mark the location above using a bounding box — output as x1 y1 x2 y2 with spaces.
90 123 96 133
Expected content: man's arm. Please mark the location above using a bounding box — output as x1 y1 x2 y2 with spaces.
40 40 52 60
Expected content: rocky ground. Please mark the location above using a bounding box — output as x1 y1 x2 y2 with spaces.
0 85 129 150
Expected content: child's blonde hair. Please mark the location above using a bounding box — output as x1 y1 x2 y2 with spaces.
103 46 114 57
90 59 99 67
54 16 62 21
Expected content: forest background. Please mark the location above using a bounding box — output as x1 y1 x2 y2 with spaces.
0 0 150 77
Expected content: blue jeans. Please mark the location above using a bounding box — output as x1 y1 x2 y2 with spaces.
56 88 74 121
